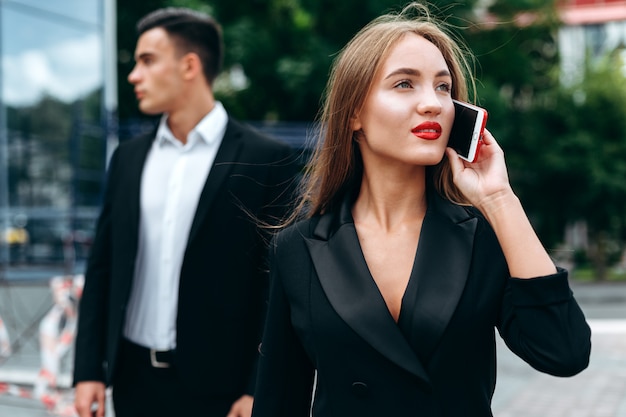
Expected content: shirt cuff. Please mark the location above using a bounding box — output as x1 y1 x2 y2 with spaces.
509 267 573 307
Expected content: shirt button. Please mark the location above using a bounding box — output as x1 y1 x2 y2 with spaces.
351 381 369 398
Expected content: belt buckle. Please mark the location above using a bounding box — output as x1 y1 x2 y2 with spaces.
149 349 171 368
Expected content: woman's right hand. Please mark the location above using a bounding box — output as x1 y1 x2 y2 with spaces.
445 129 513 211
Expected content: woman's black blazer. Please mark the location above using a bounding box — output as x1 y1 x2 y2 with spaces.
252 191 591 417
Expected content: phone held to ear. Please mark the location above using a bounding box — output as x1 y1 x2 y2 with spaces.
448 99 488 163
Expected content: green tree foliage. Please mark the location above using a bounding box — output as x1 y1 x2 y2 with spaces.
462 0 626 280
213 0 479 120
458 1 565 243
117 0 479 121
523 56 626 279
116 0 626 278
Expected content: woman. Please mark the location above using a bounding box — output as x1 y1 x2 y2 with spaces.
251 3 591 416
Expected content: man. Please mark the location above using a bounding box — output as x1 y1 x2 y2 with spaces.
73 8 297 417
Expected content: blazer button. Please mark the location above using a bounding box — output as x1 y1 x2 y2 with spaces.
351 381 369 398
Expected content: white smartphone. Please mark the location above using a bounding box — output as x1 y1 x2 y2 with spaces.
448 99 488 163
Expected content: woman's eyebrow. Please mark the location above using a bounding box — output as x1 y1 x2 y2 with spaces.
384 68 451 79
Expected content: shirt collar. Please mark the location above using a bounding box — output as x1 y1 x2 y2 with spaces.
155 101 228 148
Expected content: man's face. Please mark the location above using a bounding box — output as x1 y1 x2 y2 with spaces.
127 27 185 115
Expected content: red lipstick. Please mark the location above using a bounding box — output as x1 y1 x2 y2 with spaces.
412 121 442 140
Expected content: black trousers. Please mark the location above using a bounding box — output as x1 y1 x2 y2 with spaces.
112 339 232 417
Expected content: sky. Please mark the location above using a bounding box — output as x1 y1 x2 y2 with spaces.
1 0 104 107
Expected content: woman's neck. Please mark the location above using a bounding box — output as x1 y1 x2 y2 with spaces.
352 166 428 232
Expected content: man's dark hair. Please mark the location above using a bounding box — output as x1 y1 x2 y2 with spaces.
137 7 223 86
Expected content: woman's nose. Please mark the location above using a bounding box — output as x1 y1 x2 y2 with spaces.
417 90 443 114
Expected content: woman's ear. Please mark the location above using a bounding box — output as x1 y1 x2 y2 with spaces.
351 113 362 132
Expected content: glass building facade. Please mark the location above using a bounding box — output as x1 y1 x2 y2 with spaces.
558 0 626 85
0 2 115 415
0 0 113 272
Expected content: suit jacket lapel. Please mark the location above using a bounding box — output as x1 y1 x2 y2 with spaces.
305 191 477 384
126 133 155 250
187 119 242 245
305 197 430 385
402 191 477 361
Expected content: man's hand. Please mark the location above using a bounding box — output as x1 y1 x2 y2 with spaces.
226 394 254 417
74 381 106 417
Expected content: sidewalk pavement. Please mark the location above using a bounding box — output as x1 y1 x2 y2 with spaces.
0 279 625 417
490 281 626 417
493 319 626 417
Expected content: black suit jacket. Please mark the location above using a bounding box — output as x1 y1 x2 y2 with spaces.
252 191 591 417
73 118 297 402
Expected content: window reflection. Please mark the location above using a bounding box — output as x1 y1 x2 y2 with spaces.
1 0 105 268
5 0 98 27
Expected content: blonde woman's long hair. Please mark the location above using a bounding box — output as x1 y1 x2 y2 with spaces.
291 2 476 224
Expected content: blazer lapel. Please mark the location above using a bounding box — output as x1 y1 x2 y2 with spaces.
187 120 243 245
305 191 477 384
305 198 431 386
126 133 155 249
402 192 477 361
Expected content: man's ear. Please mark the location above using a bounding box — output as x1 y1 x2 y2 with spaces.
181 52 202 81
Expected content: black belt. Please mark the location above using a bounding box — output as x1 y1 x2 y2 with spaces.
122 338 176 369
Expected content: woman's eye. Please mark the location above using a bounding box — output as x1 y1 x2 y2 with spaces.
395 80 412 89
436 83 451 93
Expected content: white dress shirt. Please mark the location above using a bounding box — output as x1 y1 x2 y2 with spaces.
123 102 228 350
